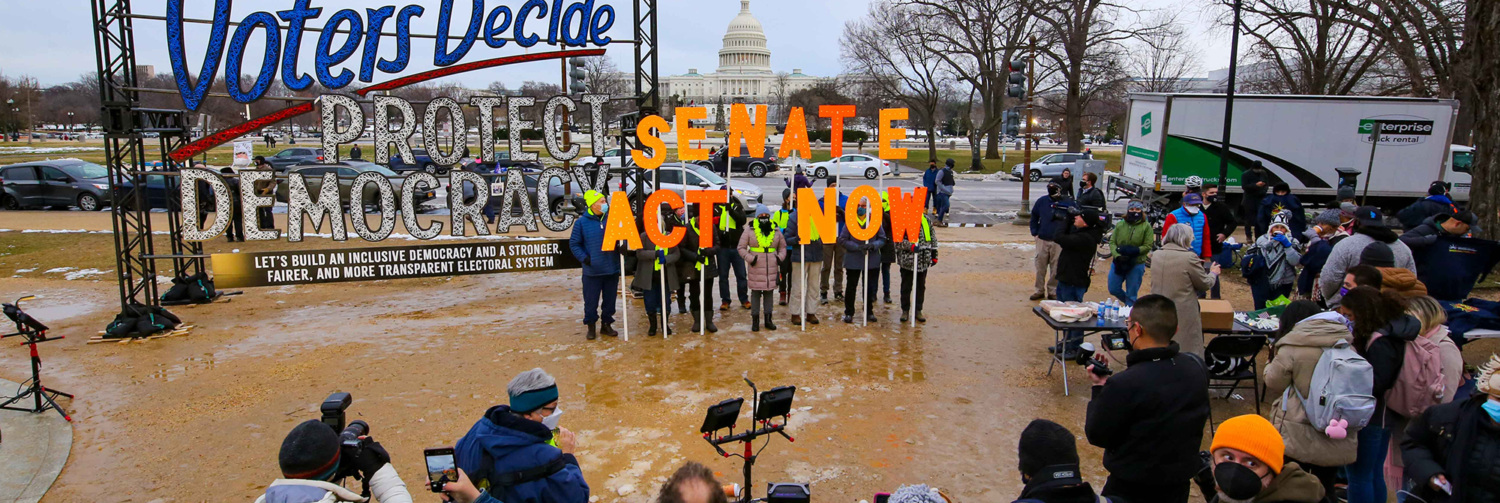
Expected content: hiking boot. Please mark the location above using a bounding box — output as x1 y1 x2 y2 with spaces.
648 314 659 337
842 315 854 324
720 301 730 311
807 314 820 325
587 323 597 340
900 311 909 323
752 316 760 332
705 317 719 333
866 314 878 323
690 313 702 333
764 316 776 331
884 294 893 304
600 323 618 337
916 311 927 323
834 291 845 301
790 315 802 326
1030 293 1045 301
742 301 752 310
779 292 788 306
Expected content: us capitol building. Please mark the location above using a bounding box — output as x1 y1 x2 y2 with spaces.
658 0 830 121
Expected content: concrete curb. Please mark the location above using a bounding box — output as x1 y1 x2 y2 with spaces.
0 378 72 503
941 222 995 228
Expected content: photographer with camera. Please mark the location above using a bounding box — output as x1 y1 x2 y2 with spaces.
256 418 414 503
1084 294 1210 503
1192 414 1325 503
455 368 589 503
1013 419 1110 503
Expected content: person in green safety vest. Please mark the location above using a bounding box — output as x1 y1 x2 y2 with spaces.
738 204 787 332
678 204 719 333
715 198 751 311
895 213 940 323
631 204 682 337
775 188 795 307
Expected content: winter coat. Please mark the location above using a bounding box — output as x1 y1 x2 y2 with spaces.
839 217 887 270
1397 195 1458 231
1054 220 1104 288
1255 231 1303 287
922 167 939 189
1365 314 1422 427
1319 229 1417 306
1297 236 1333 298
782 209 825 263
1377 266 1428 299
1259 194 1308 237
894 216 938 273
1030 195 1074 241
1162 207 1211 258
716 199 749 254
255 464 414 503
793 172 813 190
1085 343 1210 487
1264 312 1360 466
1150 243 1217 357
1076 186 1106 213
1205 202 1239 255
1401 394 1500 503
631 232 682 292
1110 219 1154 267
678 225 714 284
738 220 787 291
568 211 621 277
454 405 590 503
1399 216 1462 251
1200 463 1326 503
937 167 956 195
1241 168 1269 203
1051 174 1075 199
879 212 896 264
1014 478 1106 503
1428 326 1463 403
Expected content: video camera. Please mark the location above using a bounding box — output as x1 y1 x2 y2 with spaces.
1075 343 1112 377
319 392 375 495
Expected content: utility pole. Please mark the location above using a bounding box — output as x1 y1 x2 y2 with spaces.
1218 0 1243 188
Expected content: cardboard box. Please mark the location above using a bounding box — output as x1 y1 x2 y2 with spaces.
1200 300 1235 331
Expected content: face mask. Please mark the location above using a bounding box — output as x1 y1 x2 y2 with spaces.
758 216 770 225
1207 195 1220 204
1214 461 1265 501
598 204 609 215
541 408 563 431
1338 286 1350 298
857 207 868 217
1482 398 1500 422
1186 206 1201 215
1125 212 1143 223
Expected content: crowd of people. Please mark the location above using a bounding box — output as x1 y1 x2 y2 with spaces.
567 163 950 339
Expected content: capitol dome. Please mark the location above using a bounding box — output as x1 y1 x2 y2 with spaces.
718 0 772 74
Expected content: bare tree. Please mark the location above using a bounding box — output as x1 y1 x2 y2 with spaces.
1029 0 1167 152
1216 0 1388 95
1127 14 1201 92
580 56 630 121
1459 0 1498 239
841 0 949 161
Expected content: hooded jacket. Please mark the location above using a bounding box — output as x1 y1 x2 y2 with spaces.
1401 394 1500 503
568 210 621 277
1377 267 1428 299
1365 314 1422 426
1255 225 1303 287
1264 312 1359 466
1252 463 1327 503
1030 195 1074 241
1318 228 1417 306
1397 195 1458 231
1053 216 1105 288
454 405 589 503
1399 215 1465 251
739 218 787 291
1110 218 1154 267
1258 194 1307 237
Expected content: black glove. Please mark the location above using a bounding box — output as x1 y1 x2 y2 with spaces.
1118 245 1140 256
356 440 391 480
583 257 592 266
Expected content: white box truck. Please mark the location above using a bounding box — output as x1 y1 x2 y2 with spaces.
1119 93 1471 210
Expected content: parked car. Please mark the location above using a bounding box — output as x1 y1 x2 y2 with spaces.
577 148 635 170
623 163 762 208
459 151 544 175
0 159 113 211
385 148 452 175
807 153 897 180
265 147 327 171
278 161 436 209
1009 152 1093 181
696 149 779 178
458 170 581 218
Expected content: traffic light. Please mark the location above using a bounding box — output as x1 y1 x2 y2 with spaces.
569 58 587 94
1006 59 1027 99
1004 108 1022 137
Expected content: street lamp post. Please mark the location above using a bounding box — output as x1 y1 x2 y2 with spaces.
67 112 75 132
1218 0 1244 188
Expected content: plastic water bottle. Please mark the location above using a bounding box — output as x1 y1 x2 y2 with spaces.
1105 299 1116 321
1096 302 1106 326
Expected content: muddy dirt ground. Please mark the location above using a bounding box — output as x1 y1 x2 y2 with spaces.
0 210 1494 503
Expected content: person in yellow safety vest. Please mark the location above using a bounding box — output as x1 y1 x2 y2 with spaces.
631 204 682 337
715 198 751 311
738 204 787 332
678 204 719 333
895 213 940 323
784 190 826 326
775 188 795 306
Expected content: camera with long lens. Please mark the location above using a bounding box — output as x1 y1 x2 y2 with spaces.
320 392 374 494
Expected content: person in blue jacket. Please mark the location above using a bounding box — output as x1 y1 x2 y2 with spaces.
922 160 940 210
456 368 589 503
568 191 621 341
1029 182 1074 301
1258 183 1307 238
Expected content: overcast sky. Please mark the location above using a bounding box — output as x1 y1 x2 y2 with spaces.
0 0 1233 91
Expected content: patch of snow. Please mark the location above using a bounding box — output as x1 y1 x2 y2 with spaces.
43 267 76 274
15 268 35 273
0 146 105 155
65 268 111 280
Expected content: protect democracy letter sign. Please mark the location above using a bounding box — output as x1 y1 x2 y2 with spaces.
211 240 581 288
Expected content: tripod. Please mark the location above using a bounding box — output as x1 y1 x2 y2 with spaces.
703 379 795 503
0 296 72 422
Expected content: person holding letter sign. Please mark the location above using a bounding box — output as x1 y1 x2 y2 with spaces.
568 191 621 341
841 198 887 324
